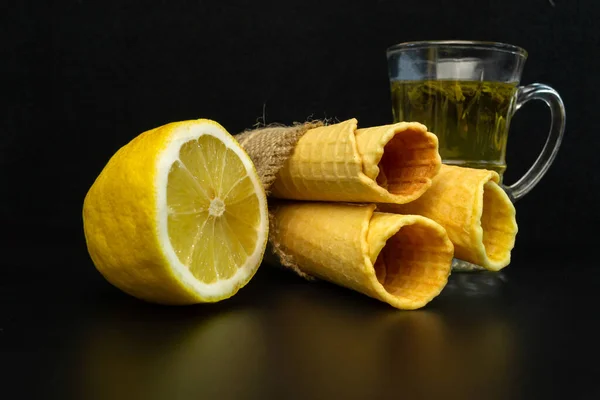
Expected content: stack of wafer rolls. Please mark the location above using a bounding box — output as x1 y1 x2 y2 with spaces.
239 118 518 310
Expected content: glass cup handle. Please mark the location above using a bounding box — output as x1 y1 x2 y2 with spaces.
502 83 566 202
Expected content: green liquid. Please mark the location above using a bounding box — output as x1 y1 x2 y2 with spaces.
391 80 518 176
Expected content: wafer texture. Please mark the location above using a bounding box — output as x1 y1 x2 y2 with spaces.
270 119 441 204
381 165 518 271
271 202 454 310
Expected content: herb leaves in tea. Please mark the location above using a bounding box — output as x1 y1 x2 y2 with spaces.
391 80 518 176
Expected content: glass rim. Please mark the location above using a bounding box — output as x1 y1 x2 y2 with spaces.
386 40 528 58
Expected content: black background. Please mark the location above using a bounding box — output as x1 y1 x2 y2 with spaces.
2 2 600 399
3 0 599 258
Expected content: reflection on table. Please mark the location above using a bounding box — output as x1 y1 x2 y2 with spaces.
75 270 519 399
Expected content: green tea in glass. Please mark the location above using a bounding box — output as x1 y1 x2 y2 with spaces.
391 79 518 176
387 41 565 200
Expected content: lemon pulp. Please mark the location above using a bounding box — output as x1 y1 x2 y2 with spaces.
167 134 261 284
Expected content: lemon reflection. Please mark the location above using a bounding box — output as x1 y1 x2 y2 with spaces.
80 307 269 400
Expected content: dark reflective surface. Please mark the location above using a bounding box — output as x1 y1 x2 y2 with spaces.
1 245 599 399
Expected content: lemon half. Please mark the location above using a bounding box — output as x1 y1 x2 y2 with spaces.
83 119 268 304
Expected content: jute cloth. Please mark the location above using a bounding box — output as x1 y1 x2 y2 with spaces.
236 121 324 278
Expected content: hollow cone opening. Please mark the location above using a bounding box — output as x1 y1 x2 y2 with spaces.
480 182 518 269
376 128 440 196
372 222 452 306
367 213 454 309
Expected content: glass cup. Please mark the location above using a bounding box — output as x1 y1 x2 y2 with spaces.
386 40 566 270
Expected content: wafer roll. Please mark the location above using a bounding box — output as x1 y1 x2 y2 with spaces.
270 119 441 204
380 165 517 271
270 202 454 310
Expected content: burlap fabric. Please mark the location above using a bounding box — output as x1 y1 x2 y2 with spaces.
236 121 324 278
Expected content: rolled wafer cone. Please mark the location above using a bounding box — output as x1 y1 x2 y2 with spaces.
380 165 518 271
270 202 454 310
270 118 441 203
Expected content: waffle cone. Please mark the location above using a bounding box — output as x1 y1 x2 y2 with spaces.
380 165 518 271
270 119 441 203
270 202 454 310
